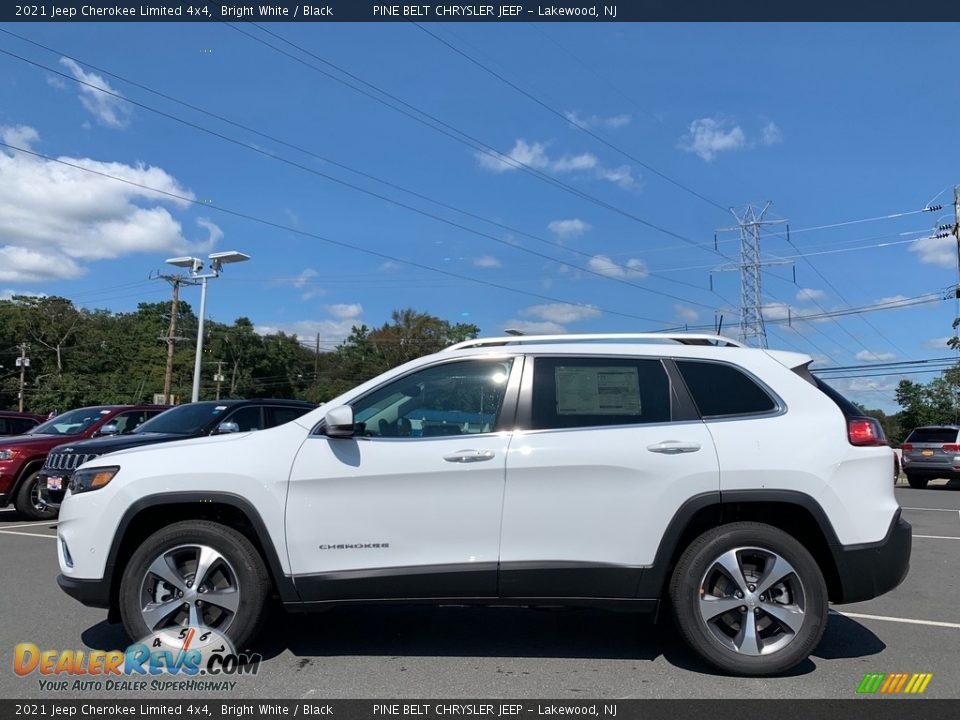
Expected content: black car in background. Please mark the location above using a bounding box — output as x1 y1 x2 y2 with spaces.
38 398 316 511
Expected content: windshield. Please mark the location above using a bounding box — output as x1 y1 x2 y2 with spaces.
133 403 233 435
28 407 114 436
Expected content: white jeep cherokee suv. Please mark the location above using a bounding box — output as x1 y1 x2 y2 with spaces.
56 333 910 676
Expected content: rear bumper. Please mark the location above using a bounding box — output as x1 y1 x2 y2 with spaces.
57 574 110 609
831 510 911 604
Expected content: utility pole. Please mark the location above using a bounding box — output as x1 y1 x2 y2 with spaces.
714 203 790 348
214 361 225 401
15 343 29 412
152 272 194 405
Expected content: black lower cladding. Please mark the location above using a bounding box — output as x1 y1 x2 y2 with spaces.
830 510 912 604
57 574 111 608
293 562 499 600
292 561 645 603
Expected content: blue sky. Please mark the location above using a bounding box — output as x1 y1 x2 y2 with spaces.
0 22 957 410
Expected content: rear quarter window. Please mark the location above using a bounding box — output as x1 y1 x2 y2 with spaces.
675 360 777 418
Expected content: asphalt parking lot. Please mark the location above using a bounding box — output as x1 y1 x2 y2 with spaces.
2 483 959 700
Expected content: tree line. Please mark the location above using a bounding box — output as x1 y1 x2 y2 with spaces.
0 297 479 413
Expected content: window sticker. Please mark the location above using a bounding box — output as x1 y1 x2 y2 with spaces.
555 366 641 415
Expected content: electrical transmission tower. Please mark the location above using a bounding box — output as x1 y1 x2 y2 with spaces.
715 203 789 348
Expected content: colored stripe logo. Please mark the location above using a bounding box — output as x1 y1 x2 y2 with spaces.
857 672 933 694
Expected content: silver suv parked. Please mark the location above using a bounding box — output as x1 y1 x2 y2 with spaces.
901 425 960 488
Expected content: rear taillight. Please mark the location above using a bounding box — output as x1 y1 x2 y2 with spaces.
943 444 960 452
848 417 884 446
901 443 913 452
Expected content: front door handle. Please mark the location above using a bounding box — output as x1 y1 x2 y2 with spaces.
647 440 702 455
444 449 496 463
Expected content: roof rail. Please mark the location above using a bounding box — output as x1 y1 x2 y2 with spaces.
444 333 745 352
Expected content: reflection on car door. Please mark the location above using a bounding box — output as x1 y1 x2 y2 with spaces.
285 357 521 601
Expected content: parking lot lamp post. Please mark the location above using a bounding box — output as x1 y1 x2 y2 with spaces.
165 251 250 403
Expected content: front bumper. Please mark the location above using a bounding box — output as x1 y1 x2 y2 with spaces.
57 573 110 609
831 510 911 604
36 470 69 509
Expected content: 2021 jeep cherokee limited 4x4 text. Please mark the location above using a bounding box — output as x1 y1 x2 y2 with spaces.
55 333 910 676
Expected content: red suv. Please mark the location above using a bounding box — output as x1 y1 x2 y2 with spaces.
0 412 45 436
0 405 166 520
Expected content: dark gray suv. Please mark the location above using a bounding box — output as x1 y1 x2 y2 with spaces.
901 425 960 488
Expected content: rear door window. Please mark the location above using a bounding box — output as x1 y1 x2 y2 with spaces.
675 360 777 418
530 356 671 430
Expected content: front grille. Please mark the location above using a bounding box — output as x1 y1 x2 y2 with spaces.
45 452 99 472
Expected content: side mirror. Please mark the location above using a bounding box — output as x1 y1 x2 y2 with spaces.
215 421 241 434
323 406 355 437
98 423 119 437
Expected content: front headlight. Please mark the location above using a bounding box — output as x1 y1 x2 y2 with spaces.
69 466 120 494
0 450 17 461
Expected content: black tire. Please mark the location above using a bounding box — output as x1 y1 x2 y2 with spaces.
118 520 270 651
14 471 58 521
668 522 828 676
906 474 928 489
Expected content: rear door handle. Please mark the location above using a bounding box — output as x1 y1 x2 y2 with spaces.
647 440 701 455
444 449 496 463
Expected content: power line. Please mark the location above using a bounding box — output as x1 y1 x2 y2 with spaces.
226 23 724 253
412 22 728 213
0 40 725 311
0 140 689 329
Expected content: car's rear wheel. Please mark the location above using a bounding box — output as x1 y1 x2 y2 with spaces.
669 522 827 676
906 474 928 489
14 471 58 521
118 520 269 650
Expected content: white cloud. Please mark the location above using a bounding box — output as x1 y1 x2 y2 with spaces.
796 288 825 302
476 139 636 189
477 140 551 173
58 58 132 129
254 318 357 346
873 295 919 310
587 254 648 279
925 337 952 349
291 269 318 289
597 164 637 190
856 350 896 362
761 121 783 146
521 303 600 324
551 152 598 172
0 125 213 282
0 288 47 301
564 111 632 130
473 255 502 269
761 303 793 321
910 234 955 268
679 118 746 162
674 305 699 323
326 303 363 320
502 319 568 335
547 218 591 239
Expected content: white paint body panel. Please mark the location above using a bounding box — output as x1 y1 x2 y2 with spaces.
501 422 718 567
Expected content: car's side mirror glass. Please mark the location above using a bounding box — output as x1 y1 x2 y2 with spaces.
323 406 356 437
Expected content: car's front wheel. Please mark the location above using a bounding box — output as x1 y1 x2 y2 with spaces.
118 520 269 650
669 522 828 676
14 471 58 521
